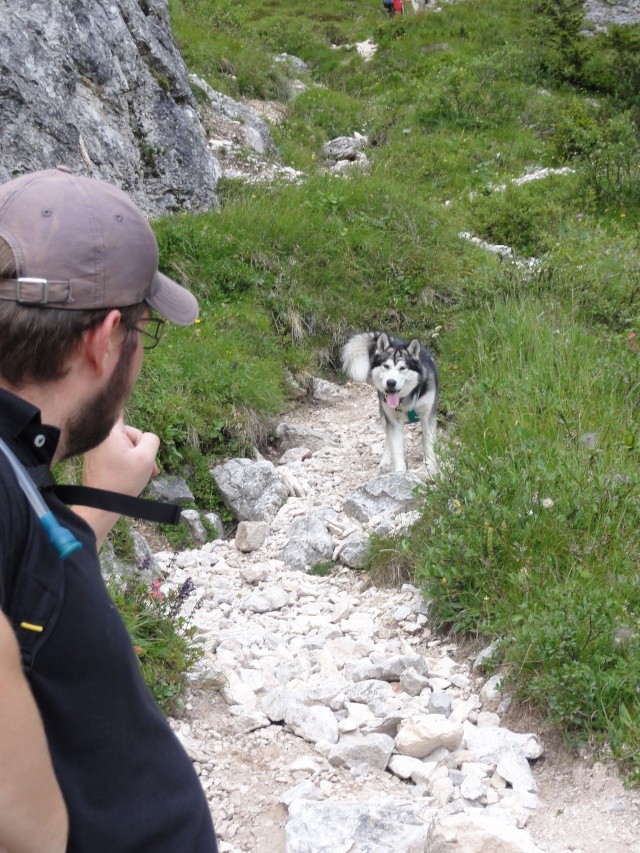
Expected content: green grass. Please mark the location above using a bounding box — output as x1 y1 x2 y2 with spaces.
112 0 640 771
409 296 640 776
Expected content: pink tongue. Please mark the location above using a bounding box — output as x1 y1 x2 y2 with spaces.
386 392 400 409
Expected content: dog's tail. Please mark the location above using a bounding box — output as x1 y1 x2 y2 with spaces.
341 332 376 382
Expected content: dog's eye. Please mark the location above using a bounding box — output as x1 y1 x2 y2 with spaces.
398 365 406 371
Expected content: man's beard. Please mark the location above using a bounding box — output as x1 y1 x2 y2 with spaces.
62 336 137 460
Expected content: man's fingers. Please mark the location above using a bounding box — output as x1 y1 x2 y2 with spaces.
136 431 160 456
123 424 144 446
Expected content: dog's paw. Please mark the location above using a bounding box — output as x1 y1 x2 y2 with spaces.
421 459 439 480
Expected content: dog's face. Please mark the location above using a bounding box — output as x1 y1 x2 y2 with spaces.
371 334 422 410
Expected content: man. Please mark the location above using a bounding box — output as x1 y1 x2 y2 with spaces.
0 167 218 851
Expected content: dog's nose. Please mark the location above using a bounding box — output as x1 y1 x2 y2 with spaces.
386 379 397 390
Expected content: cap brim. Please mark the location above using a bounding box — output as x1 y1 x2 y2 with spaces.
147 272 199 325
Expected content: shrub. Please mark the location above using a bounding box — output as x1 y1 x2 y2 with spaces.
532 0 591 86
554 101 640 205
108 572 204 716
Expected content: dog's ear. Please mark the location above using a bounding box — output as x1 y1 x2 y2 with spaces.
377 332 390 352
407 339 421 360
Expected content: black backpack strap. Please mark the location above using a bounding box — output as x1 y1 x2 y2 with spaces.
53 485 182 525
26 462 182 525
27 463 57 488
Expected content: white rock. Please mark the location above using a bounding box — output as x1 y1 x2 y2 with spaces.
396 714 464 758
427 812 542 852
284 702 339 745
480 673 505 712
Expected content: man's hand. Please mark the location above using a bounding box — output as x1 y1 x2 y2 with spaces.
73 416 161 548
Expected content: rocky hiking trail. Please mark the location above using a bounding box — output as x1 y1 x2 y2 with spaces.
150 379 640 852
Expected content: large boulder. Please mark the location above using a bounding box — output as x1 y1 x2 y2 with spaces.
211 458 289 522
343 473 423 526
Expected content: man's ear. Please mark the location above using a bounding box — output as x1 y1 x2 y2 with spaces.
81 310 123 376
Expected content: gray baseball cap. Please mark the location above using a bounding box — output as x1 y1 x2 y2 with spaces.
0 166 198 324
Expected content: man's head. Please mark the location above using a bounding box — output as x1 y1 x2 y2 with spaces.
0 168 200 456
0 167 199 388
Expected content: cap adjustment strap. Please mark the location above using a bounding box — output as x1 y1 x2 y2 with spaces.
0 277 72 305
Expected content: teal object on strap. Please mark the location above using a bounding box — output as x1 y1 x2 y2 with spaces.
407 409 419 424
0 435 82 560
40 512 83 559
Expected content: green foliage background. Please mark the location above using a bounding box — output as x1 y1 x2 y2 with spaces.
124 0 640 773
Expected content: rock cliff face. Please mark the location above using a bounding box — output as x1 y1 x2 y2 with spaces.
584 0 640 27
0 0 220 216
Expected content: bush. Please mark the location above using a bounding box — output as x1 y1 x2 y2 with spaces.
554 102 640 205
532 0 591 86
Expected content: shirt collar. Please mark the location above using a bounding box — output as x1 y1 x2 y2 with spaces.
0 387 60 464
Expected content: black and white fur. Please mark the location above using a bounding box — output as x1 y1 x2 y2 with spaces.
341 331 438 473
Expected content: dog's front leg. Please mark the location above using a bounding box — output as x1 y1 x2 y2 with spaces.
379 413 392 467
386 419 406 472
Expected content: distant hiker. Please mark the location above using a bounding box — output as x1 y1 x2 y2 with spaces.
383 0 394 15
393 0 404 14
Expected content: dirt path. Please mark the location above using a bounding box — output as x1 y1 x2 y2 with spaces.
158 380 640 852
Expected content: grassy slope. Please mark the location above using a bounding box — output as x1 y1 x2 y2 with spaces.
134 0 640 775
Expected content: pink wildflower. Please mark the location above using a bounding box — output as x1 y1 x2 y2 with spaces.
149 578 165 601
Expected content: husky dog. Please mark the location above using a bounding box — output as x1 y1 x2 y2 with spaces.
341 331 438 473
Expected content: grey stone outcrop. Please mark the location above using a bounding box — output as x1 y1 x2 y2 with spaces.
321 133 370 175
273 53 309 75
211 458 289 522
146 475 194 505
282 514 334 571
326 732 395 771
0 0 219 216
337 534 369 568
343 472 423 525
203 512 225 539
427 812 542 852
395 714 464 758
180 509 208 544
285 799 432 853
189 74 278 156
321 134 367 162
584 1 640 27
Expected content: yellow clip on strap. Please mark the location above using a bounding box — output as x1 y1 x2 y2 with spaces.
19 621 44 633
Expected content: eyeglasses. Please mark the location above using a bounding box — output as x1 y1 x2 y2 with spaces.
130 316 165 350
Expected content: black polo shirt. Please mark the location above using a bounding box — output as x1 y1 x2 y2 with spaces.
0 388 218 852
